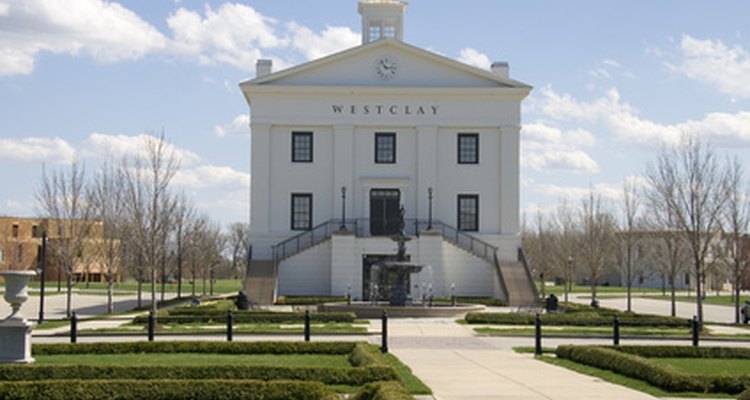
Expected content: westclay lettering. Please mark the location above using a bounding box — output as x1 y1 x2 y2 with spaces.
331 104 440 116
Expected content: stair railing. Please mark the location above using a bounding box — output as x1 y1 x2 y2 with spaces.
272 219 357 262
518 247 541 303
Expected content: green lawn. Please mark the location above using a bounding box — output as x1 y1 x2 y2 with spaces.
646 294 750 307
475 326 690 337
652 358 750 376
34 353 350 368
80 322 368 335
540 284 664 296
536 355 732 398
25 279 244 295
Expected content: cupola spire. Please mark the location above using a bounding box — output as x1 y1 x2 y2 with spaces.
358 0 408 44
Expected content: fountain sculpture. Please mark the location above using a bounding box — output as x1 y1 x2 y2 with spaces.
0 270 37 363
375 206 424 306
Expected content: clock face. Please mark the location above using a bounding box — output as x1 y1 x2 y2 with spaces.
375 56 398 80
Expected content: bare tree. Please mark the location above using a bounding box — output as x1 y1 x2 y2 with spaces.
88 160 126 314
122 134 179 313
522 211 558 299
554 199 579 303
718 158 749 322
36 162 94 317
227 222 250 280
578 191 618 306
171 194 194 298
618 180 641 312
646 134 728 323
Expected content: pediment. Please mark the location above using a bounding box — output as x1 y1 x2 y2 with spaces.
241 39 530 90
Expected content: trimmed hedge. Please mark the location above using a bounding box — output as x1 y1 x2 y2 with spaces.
23 342 397 386
351 381 413 400
465 312 689 327
0 379 336 400
33 341 356 356
739 386 750 400
555 345 750 394
0 365 395 386
275 296 348 305
608 345 750 359
138 310 356 324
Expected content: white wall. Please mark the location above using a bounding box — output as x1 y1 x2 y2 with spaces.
278 241 332 295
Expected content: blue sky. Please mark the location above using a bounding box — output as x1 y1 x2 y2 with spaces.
1 0 749 227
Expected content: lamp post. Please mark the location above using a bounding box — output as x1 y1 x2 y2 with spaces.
565 255 573 303
38 231 47 324
340 186 347 231
427 187 434 230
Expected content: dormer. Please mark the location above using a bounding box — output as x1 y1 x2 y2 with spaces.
358 0 408 44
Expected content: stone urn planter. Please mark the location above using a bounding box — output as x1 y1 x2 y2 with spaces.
0 270 36 321
0 270 36 364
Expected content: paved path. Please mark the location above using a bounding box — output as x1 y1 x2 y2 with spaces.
570 293 736 323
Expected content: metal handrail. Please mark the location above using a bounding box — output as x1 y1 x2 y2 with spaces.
518 247 541 302
272 219 357 262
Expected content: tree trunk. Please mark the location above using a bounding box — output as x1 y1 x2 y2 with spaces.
696 269 704 323
626 282 632 312
66 274 73 318
661 273 666 297
137 280 142 308
736 284 741 324
670 277 676 317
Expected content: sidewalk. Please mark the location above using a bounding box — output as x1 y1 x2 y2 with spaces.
386 318 658 400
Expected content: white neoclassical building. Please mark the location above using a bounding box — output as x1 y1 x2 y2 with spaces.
240 0 537 306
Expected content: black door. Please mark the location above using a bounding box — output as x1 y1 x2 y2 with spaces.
370 189 400 236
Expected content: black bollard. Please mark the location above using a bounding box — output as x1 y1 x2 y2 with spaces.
613 315 620 346
381 310 389 353
227 310 234 342
148 311 155 342
304 310 311 342
691 315 700 347
70 311 77 344
534 313 542 356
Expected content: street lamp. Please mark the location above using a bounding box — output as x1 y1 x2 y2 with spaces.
427 187 434 230
38 231 47 323
340 186 347 231
565 255 573 303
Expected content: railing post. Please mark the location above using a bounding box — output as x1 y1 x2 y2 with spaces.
304 310 311 342
227 310 233 342
692 315 700 347
613 316 620 346
534 313 542 356
381 310 389 353
148 311 155 342
70 311 77 344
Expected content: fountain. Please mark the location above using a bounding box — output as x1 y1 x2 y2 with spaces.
0 270 37 363
322 207 485 318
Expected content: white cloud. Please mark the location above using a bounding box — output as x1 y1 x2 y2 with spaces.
214 114 250 137
0 0 166 76
522 123 598 173
167 3 287 71
533 182 622 202
536 86 750 147
82 133 201 165
457 48 491 70
602 59 621 68
288 22 359 61
669 35 750 99
0 137 75 164
174 165 249 189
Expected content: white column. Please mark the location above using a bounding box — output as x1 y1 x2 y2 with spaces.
499 125 520 235
333 125 355 222
251 124 272 234
416 126 438 220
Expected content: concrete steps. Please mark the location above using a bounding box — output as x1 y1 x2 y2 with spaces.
243 261 276 306
499 261 537 307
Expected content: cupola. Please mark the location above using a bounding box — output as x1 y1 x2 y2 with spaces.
358 0 408 44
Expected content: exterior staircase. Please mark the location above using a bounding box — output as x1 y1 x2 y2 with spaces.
243 260 276 306
263 218 539 306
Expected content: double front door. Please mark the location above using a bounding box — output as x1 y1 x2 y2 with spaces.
370 189 400 236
